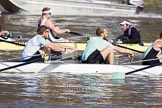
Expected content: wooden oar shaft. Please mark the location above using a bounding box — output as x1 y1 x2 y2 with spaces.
125 62 162 75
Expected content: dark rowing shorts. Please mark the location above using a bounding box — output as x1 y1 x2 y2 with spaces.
23 51 43 62
142 48 160 65
82 49 104 64
142 57 160 65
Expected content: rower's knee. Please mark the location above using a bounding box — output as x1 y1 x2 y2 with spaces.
100 47 114 59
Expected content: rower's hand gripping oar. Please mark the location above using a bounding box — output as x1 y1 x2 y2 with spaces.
112 62 162 80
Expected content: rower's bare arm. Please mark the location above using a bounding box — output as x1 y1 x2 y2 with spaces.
44 43 77 52
114 46 132 55
57 43 78 51
47 20 70 34
44 43 64 52
153 40 162 51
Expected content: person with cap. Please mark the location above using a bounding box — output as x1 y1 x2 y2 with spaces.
81 26 133 64
20 25 77 62
115 20 142 45
142 32 162 65
38 7 70 42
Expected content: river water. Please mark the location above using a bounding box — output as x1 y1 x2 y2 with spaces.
1 0 162 107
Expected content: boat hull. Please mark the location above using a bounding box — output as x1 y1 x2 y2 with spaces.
0 62 161 76
0 0 136 16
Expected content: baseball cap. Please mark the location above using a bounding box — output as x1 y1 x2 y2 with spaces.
120 21 131 25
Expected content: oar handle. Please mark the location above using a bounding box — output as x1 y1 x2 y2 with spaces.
125 62 162 75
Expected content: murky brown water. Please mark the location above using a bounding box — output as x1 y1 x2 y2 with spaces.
1 0 162 107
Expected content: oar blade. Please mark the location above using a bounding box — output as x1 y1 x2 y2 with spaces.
111 72 125 79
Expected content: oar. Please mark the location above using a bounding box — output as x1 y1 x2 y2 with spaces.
112 44 144 53
122 57 162 65
67 31 84 36
112 62 162 79
0 57 43 72
126 62 162 75
0 51 78 72
0 54 42 62
0 39 25 46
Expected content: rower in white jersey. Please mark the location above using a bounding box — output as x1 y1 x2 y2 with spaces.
20 25 77 62
38 7 69 42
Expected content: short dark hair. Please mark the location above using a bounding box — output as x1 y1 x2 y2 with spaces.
42 7 50 11
42 7 51 15
96 27 106 36
160 32 162 38
37 25 48 35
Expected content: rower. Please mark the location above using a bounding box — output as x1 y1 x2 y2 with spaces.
81 26 133 64
38 7 70 42
142 32 162 65
20 25 77 62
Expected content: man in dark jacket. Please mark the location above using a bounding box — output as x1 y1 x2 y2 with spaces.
116 20 142 44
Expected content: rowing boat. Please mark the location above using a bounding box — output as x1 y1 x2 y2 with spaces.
0 62 161 77
0 0 137 16
0 40 151 53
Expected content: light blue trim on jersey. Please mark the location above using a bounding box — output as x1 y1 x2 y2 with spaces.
143 43 162 58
